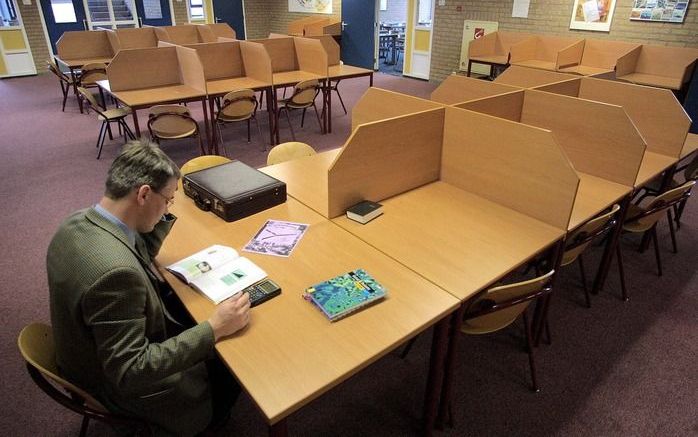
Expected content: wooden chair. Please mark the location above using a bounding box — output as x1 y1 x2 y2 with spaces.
616 181 696 300
179 155 232 189
460 270 555 393
17 322 150 437
562 204 620 308
46 59 75 112
147 105 205 155
274 79 323 142
215 89 264 154
266 141 317 165
77 86 135 159
78 63 108 109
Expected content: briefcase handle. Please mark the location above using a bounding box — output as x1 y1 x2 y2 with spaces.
190 191 212 212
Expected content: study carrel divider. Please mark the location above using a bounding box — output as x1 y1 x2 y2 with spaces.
430 74 520 105
535 77 690 159
467 31 532 67
556 39 640 76
494 65 578 88
56 30 114 61
288 16 330 36
456 89 645 189
615 44 698 90
107 27 158 51
107 45 205 94
351 87 442 132
204 23 236 40
154 25 215 45
509 35 583 72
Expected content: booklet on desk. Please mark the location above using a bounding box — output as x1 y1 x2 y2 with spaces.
346 200 383 224
304 269 387 321
167 244 267 304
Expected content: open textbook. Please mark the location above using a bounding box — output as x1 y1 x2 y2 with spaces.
167 245 267 304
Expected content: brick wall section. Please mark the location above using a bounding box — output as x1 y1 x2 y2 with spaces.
266 0 341 35
431 0 698 82
172 0 189 26
17 1 50 73
244 0 272 39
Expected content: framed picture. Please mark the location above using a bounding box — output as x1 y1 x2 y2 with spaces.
569 0 617 31
288 0 332 14
630 0 690 23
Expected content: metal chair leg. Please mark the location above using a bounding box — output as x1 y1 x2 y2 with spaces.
667 209 678 253
399 336 418 359
253 117 265 151
578 255 591 308
96 121 108 159
523 311 539 393
79 415 90 437
284 108 296 141
651 226 662 277
247 119 251 143
616 243 628 301
334 80 348 115
312 103 323 133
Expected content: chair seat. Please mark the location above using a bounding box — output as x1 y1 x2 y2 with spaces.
623 203 653 233
461 311 521 335
152 127 197 139
98 107 132 121
217 113 253 123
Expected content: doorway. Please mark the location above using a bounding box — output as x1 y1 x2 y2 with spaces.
212 0 245 39
377 0 406 76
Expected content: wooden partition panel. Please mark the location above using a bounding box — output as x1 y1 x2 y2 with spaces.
509 37 537 63
255 38 297 73
614 46 641 77
294 37 328 76
577 78 689 157
537 37 581 62
494 65 577 88
442 107 578 230
153 26 170 43
288 16 326 35
56 30 114 59
176 46 206 93
497 32 533 55
184 42 243 80
352 88 443 132
580 39 640 69
456 91 524 122
105 29 120 52
532 78 581 97
305 19 341 36
114 27 158 49
520 90 645 186
107 47 181 91
159 25 201 44
556 40 584 70
633 45 698 83
240 41 273 83
469 32 498 58
327 109 445 218
430 74 520 105
195 25 217 42
308 35 340 65
207 23 236 39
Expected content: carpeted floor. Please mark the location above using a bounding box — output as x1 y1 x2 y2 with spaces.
1 71 696 436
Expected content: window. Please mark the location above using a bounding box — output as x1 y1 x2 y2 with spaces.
1 0 18 26
417 0 432 27
50 0 77 23
380 0 387 11
189 0 204 20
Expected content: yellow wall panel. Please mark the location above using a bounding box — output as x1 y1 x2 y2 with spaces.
414 29 430 51
1 30 27 51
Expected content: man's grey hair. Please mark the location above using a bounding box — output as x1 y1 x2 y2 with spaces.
105 140 181 199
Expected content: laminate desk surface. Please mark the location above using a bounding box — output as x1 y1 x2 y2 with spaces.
55 56 112 68
332 181 564 301
206 77 272 96
96 79 205 108
635 151 678 187
272 70 323 87
617 72 683 91
261 149 338 215
681 133 698 160
511 60 557 71
157 194 459 423
328 64 373 79
569 172 630 231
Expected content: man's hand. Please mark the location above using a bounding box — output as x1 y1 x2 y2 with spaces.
208 292 251 341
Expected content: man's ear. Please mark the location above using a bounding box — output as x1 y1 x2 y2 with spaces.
135 185 151 206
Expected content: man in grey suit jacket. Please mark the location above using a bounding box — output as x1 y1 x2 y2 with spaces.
47 141 250 436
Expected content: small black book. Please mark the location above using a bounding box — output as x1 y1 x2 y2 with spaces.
346 200 383 224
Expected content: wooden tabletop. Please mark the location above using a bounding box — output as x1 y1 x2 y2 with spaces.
157 194 459 423
96 79 206 108
681 133 698 160
328 64 373 80
558 65 613 76
569 172 631 231
331 181 564 301
206 76 272 97
635 151 678 187
511 60 557 71
617 72 683 91
55 56 112 69
273 70 323 87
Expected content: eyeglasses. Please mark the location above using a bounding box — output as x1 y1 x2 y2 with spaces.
152 190 175 207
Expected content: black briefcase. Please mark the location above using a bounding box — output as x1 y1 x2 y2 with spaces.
182 161 286 222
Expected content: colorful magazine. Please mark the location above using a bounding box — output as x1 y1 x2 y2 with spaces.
243 220 308 257
304 269 387 321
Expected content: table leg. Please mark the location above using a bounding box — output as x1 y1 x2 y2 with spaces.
326 79 332 134
532 239 564 346
131 109 141 137
369 73 374 87
591 194 631 297
69 66 83 114
201 98 211 155
266 87 275 147
208 96 218 155
269 419 287 437
434 305 465 430
467 60 472 77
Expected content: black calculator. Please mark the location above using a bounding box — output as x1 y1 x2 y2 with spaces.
243 279 282 307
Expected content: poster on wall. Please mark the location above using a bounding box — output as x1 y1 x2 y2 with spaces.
143 0 163 19
288 0 333 14
569 0 617 31
630 0 690 22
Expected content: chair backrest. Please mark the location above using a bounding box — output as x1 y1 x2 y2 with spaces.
148 107 199 140
218 89 257 121
76 86 105 115
627 180 696 229
79 63 107 86
288 79 320 107
563 204 620 265
266 141 317 165
46 59 70 83
180 155 232 176
462 270 554 334
18 322 107 412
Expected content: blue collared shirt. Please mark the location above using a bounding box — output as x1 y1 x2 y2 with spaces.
94 203 136 248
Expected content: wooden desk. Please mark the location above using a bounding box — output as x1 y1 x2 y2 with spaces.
512 59 557 71
635 151 678 188
326 64 374 133
96 79 210 150
558 65 613 76
55 56 112 113
569 173 631 231
617 72 684 91
680 132 698 160
158 194 459 434
468 54 509 77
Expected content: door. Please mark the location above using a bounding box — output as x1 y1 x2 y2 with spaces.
341 0 375 69
134 0 172 27
84 0 138 30
212 0 245 39
40 0 88 54
405 0 433 80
